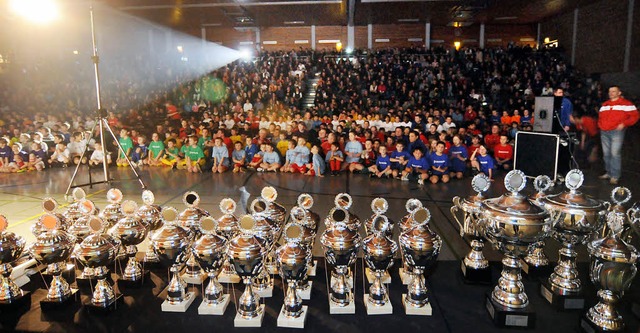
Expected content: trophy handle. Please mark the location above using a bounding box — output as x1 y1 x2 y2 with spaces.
451 197 465 237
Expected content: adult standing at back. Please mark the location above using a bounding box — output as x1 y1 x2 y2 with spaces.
598 85 638 185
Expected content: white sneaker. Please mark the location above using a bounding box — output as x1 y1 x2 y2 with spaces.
401 175 409 181
418 179 424 185
257 167 264 172
598 173 611 179
610 178 619 185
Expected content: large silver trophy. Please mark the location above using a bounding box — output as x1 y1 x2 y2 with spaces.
99 188 124 228
28 213 77 310
178 191 209 284
581 187 638 332
539 169 605 310
138 190 163 264
74 216 122 312
151 207 194 312
193 216 230 315
399 198 424 284
110 200 149 288
363 214 397 315
227 215 267 327
364 198 393 284
451 174 491 284
321 207 361 314
276 223 311 328
521 176 553 277
62 188 87 224
298 193 320 232
289 206 316 300
69 199 102 285
0 215 29 308
481 170 551 328
260 186 285 275
249 197 276 298
399 207 441 315
217 198 240 283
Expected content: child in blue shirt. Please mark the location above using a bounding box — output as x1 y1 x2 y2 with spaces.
429 141 450 184
131 136 148 167
401 148 430 184
369 145 392 178
244 137 260 168
325 142 344 176
211 137 230 173
390 141 411 179
306 145 325 177
232 141 246 173
471 145 495 180
291 137 310 174
280 140 296 173
448 134 468 179
259 144 281 172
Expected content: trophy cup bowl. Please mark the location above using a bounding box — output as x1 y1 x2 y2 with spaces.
276 224 310 327
99 188 124 228
227 215 267 324
137 190 163 264
0 215 28 306
250 197 277 290
192 216 229 314
110 200 149 283
582 189 639 332
298 193 320 232
28 214 76 305
363 214 397 312
399 207 441 313
261 186 287 227
321 220 360 309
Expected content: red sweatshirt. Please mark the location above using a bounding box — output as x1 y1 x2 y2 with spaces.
493 144 513 161
598 97 639 131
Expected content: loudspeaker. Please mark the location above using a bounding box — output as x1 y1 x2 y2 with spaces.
514 131 559 181
533 97 554 133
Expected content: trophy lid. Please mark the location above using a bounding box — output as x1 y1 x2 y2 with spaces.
261 186 278 203
297 194 314 210
75 218 121 268
227 215 267 258
371 198 389 215
482 170 549 220
142 190 155 205
320 221 360 249
42 197 59 213
72 188 86 202
610 187 632 213
107 188 123 204
588 212 639 263
183 191 200 208
543 170 603 210
454 174 491 212
29 214 76 264
219 198 237 215
335 193 353 210
0 215 26 264
193 217 227 263
405 198 423 214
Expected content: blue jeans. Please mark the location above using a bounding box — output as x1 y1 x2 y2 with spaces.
601 129 625 179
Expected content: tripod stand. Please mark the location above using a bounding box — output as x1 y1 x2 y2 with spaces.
65 6 145 196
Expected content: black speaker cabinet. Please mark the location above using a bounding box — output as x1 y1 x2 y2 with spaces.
514 131 559 181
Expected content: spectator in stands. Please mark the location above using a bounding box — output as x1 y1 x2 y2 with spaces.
401 147 430 185
493 135 514 170
325 142 344 176
470 145 495 180
211 137 230 173
449 135 468 179
429 141 450 184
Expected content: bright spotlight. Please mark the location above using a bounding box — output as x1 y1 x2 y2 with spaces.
177 45 184 53
72 50 79 55
345 47 353 54
239 49 252 61
454 41 461 50
10 0 59 24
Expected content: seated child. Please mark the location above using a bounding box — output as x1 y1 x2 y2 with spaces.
48 142 70 167
147 133 165 166
280 140 296 173
231 141 246 173
325 142 344 176
448 134 468 179
89 142 111 166
493 135 514 170
259 144 281 172
369 145 392 178
160 139 180 168
131 135 148 167
305 145 325 177
210 137 230 173
470 145 495 180
401 148 430 185
429 141 450 184
116 129 134 167
390 141 410 179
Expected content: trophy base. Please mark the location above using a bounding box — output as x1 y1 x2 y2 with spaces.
580 315 617 333
540 280 585 310
402 294 432 316
117 270 151 290
632 301 640 319
0 291 31 311
161 292 196 312
181 273 206 285
308 261 317 277
299 281 312 300
40 289 79 312
485 293 536 328
329 296 355 314
197 294 230 315
364 294 393 315
254 285 273 298
76 275 113 291
218 272 240 284
41 263 76 286
399 268 411 285
83 294 124 314
365 268 391 284
234 304 265 327
461 261 492 285
277 305 308 328
520 260 551 279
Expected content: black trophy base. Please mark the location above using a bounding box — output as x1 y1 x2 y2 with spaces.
460 261 492 285
76 275 113 291
485 292 536 329
83 294 124 315
539 280 585 310
40 289 79 312
632 301 640 319
0 291 31 312
520 260 552 280
117 270 151 290
41 264 76 286
579 314 628 333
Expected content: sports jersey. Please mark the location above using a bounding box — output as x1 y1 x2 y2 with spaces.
149 140 165 157
429 152 449 175
375 155 391 170
449 144 468 172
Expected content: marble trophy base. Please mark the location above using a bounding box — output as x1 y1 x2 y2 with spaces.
540 280 585 310
83 294 124 314
461 261 492 285
41 263 76 286
329 294 355 314
485 292 536 328
234 304 265 327
299 282 312 300
117 270 151 290
277 305 308 329
197 294 230 315
580 314 619 333
40 289 79 311
364 294 393 315
402 294 432 316
182 272 206 285
0 291 31 311
161 292 196 312
632 301 640 319
308 261 317 277
365 268 391 284
254 284 273 298
218 272 240 284
520 259 551 280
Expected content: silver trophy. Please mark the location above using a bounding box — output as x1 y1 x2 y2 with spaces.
178 191 209 284
192 216 230 315
249 198 276 298
99 188 124 228
69 199 102 283
62 188 88 224
32 197 69 236
363 214 397 315
227 215 267 327
276 223 311 328
110 200 149 287
365 198 393 237
138 190 163 264
217 198 240 283
481 170 552 328
581 187 638 332
28 213 77 309
399 199 424 284
74 216 122 311
289 206 316 300
321 209 360 314
0 215 29 307
451 173 491 284
151 207 194 312
522 176 554 277
540 170 606 310
297 193 320 232
399 207 441 315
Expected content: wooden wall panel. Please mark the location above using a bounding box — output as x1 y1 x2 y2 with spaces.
354 26 368 49
260 26 311 51
372 24 425 48
315 26 347 51
206 27 256 49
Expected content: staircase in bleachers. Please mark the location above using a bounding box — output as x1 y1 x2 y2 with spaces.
302 72 320 109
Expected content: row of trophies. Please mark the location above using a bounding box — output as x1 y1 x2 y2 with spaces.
451 169 639 332
0 185 442 329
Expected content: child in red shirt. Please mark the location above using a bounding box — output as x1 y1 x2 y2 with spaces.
493 135 514 170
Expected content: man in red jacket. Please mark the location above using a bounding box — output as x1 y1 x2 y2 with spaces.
598 85 639 184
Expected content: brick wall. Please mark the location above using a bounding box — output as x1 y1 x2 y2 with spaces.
261 26 311 51
631 0 640 72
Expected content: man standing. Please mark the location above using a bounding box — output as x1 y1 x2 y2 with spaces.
598 85 639 184
553 88 573 133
